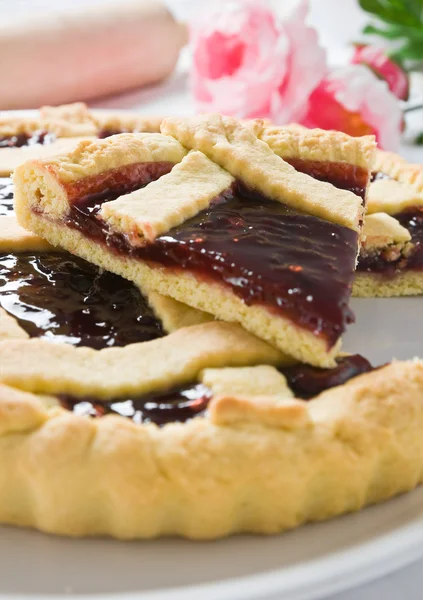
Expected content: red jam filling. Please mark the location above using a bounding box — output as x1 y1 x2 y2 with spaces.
59 355 374 425
0 130 55 148
0 252 164 348
64 161 175 204
281 354 374 399
286 158 368 201
97 128 128 139
67 180 359 347
357 206 423 275
0 177 13 216
59 383 212 426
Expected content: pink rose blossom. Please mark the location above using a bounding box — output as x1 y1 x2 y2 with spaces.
351 45 409 101
190 0 327 122
300 65 402 150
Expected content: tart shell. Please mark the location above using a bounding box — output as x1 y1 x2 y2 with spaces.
0 360 421 539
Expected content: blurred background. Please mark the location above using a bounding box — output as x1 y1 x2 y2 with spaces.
0 0 421 158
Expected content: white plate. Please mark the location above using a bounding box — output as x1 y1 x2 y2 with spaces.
0 298 422 600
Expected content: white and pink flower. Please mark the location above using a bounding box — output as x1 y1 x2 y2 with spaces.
351 44 409 101
190 0 327 123
299 65 403 150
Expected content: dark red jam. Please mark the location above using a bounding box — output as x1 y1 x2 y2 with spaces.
64 161 175 204
59 355 374 425
0 130 54 148
286 158 368 201
396 207 423 270
97 129 127 139
281 354 374 399
59 383 212 426
357 207 423 275
67 181 359 347
0 252 164 348
0 177 14 216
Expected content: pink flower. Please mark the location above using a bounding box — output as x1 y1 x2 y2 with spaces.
351 45 409 101
190 0 327 122
300 65 402 150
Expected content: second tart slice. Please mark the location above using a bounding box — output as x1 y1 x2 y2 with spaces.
15 118 375 367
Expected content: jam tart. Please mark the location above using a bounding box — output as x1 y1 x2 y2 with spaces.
0 102 162 176
0 115 423 540
0 322 421 539
14 115 376 367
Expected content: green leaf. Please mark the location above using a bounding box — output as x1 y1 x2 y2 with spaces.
360 0 423 68
359 0 423 27
415 132 423 145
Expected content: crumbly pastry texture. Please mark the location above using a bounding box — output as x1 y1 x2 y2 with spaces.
353 270 423 297
367 178 423 215
92 110 163 135
0 137 95 177
373 149 423 192
352 213 422 298
366 149 423 216
161 114 369 232
360 212 411 252
14 121 374 367
0 358 421 538
0 102 163 139
252 122 376 169
0 103 164 175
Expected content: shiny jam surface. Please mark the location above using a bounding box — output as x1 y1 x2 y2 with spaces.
358 207 423 274
0 252 164 348
59 383 212 426
0 177 14 215
281 354 374 399
0 130 54 148
68 182 359 347
59 355 374 425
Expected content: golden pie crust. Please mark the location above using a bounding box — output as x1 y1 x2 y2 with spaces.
0 103 164 175
0 354 420 539
0 113 422 541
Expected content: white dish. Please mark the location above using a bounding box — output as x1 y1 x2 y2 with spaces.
0 298 422 600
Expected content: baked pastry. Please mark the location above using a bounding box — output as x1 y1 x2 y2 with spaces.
0 326 421 538
1 113 423 541
0 102 163 175
14 116 376 367
359 150 423 296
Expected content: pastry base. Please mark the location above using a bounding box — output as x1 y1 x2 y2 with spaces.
0 137 95 176
353 271 423 297
0 360 422 539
